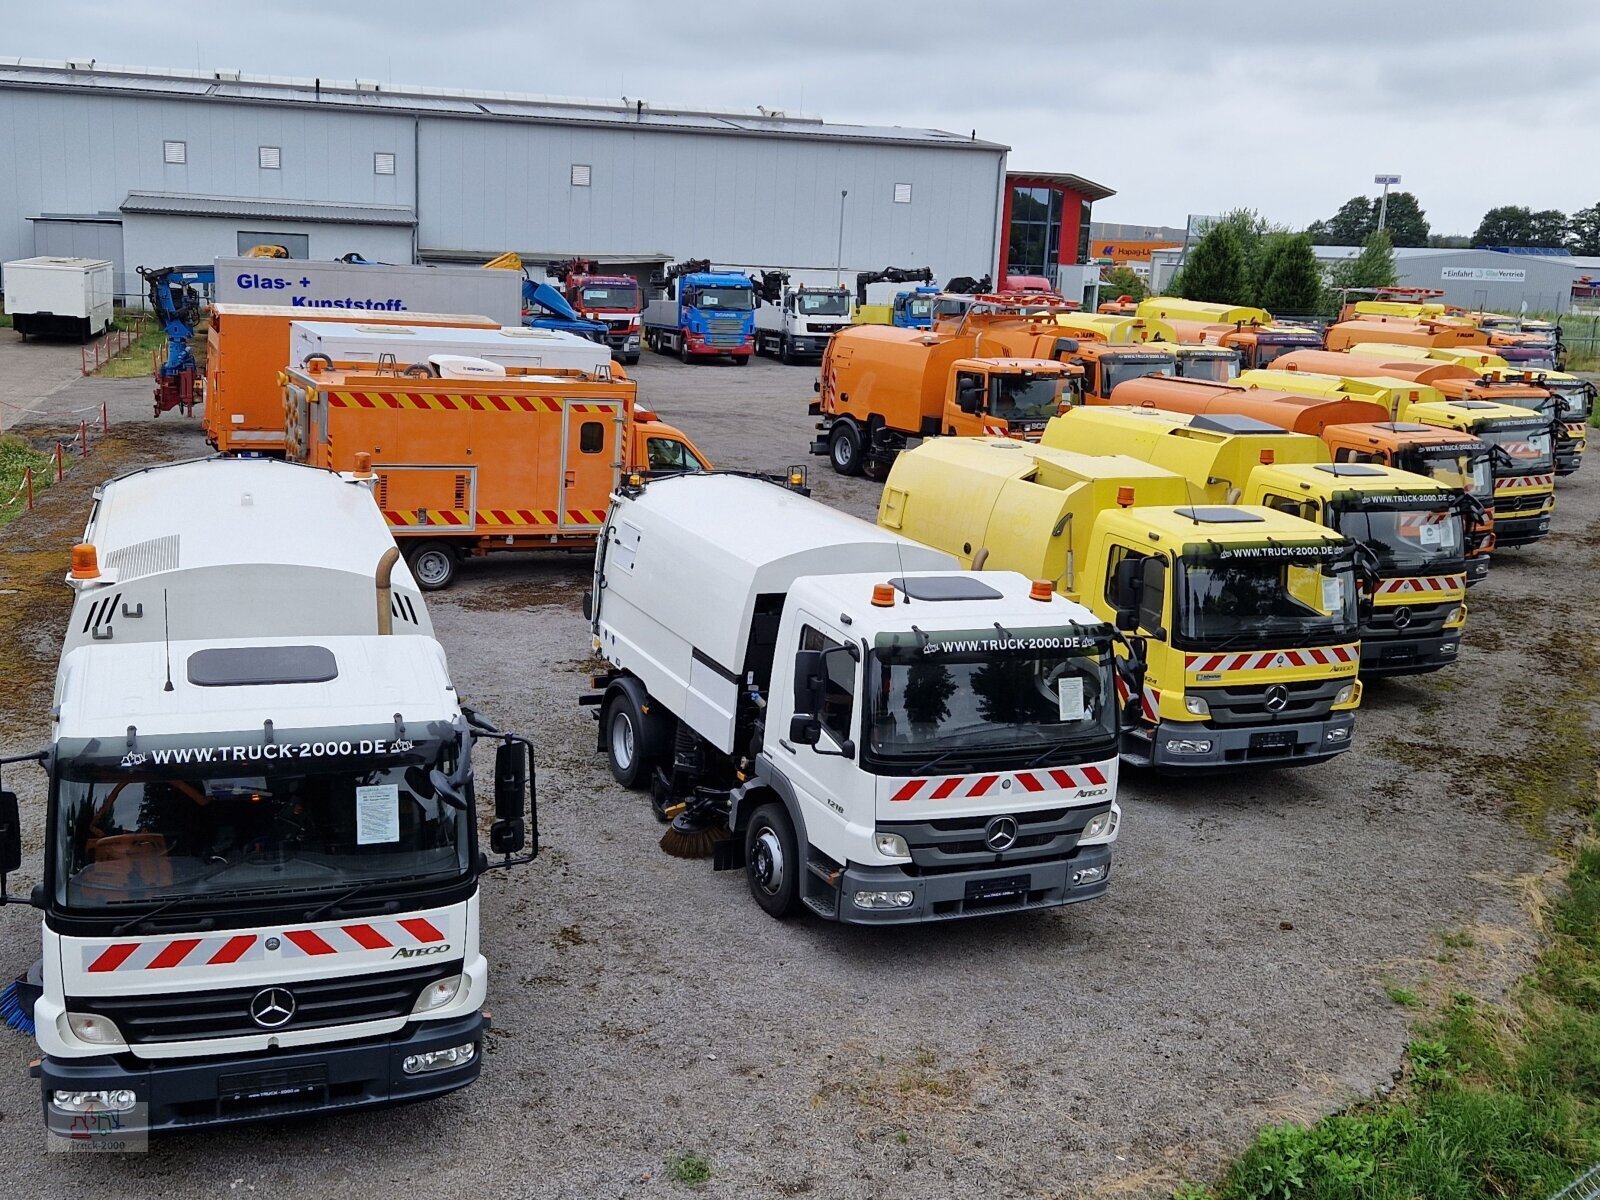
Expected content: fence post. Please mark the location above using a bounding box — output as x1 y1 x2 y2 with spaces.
25 466 33 511
55 442 64 482
102 401 109 433
79 420 88 459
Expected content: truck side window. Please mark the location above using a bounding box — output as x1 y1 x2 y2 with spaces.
1265 492 1318 522
1335 448 1387 465
579 421 604 453
800 625 855 745
647 438 701 473
1104 546 1166 636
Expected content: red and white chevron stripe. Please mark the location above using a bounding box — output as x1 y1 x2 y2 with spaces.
1374 574 1466 596
1114 674 1160 723
81 916 450 973
1502 473 1555 489
1184 644 1358 673
889 762 1112 803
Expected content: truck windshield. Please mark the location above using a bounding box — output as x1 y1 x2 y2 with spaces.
797 292 850 316
1479 423 1555 474
1177 354 1240 382
580 285 640 310
1486 390 1558 421
1102 357 1174 393
906 299 933 320
1254 337 1321 367
866 633 1117 770
1545 380 1594 420
52 738 470 912
690 287 754 312
1333 500 1465 573
1410 449 1494 501
1176 546 1358 649
990 375 1070 421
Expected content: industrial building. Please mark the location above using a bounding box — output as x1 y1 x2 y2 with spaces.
0 58 1114 306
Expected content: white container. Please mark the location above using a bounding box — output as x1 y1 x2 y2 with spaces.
290 321 614 377
214 257 523 326
2 256 114 340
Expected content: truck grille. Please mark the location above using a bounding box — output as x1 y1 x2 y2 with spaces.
1364 601 1453 639
1496 492 1548 514
1199 677 1344 726
706 316 746 347
882 805 1107 875
73 963 455 1044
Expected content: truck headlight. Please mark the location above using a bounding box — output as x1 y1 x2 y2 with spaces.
61 1012 124 1046
1071 865 1109 886
51 1089 137 1114
1163 738 1213 755
402 1042 477 1075
1446 606 1467 626
1078 805 1120 844
411 974 464 1014
873 831 911 861
1324 726 1351 742
1334 684 1356 706
1183 696 1210 717
852 890 915 910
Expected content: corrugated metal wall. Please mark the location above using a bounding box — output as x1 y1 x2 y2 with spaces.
0 84 1004 288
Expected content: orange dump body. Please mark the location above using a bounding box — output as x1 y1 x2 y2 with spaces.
1105 376 1389 434
1324 319 1487 353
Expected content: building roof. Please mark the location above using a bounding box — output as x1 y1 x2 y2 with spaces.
120 190 416 226
1006 171 1117 202
0 58 1008 152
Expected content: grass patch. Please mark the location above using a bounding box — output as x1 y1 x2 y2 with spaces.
666 1151 712 1187
93 310 170 380
1385 984 1422 1008
0 435 55 528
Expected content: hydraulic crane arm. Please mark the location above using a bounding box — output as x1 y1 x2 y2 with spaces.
854 266 934 307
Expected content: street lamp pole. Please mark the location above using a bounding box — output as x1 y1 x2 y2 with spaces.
1374 173 1401 233
835 190 848 283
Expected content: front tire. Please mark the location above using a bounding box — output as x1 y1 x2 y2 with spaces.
604 691 652 789
407 541 457 590
745 802 801 918
679 339 692 365
828 420 864 476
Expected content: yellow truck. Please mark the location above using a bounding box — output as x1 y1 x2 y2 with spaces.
1054 312 1240 382
1042 406 1474 677
879 438 1364 770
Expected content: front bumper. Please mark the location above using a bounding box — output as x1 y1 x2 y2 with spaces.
1556 449 1582 476
37 1011 485 1136
1359 632 1461 677
785 335 830 358
1126 712 1356 770
833 845 1112 924
1494 510 1553 546
1466 555 1490 585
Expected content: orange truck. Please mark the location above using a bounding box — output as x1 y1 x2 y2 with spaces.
1152 316 1325 370
809 323 1080 477
1323 318 1487 354
204 304 498 454
1105 376 1388 434
282 359 710 588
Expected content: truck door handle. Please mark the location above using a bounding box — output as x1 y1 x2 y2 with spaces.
565 471 576 485
778 739 795 754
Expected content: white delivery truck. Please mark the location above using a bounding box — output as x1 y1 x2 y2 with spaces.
0 457 537 1137
753 281 854 363
582 473 1124 923
290 321 615 377
2 256 115 341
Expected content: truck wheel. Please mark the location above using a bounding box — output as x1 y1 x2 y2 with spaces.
624 354 640 366
736 354 751 367
828 421 864 476
604 691 653 789
407 541 457 590
778 338 792 365
679 340 693 365
746 802 801 918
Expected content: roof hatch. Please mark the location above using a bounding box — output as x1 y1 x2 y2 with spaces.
889 576 1004 602
187 644 338 687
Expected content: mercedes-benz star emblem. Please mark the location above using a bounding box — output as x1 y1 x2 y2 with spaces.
249 987 296 1029
984 816 1019 852
1264 684 1290 714
1393 606 1413 630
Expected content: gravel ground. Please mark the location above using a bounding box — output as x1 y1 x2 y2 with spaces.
0 347 1593 1199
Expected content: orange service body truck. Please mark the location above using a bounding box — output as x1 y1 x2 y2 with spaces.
283 360 709 588
204 304 498 455
810 323 1080 477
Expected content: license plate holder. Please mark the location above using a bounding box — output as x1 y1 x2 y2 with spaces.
1249 730 1296 752
965 874 1029 904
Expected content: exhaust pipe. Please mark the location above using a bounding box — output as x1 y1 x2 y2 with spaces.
376 546 400 635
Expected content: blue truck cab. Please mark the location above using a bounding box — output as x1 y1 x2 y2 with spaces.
643 271 757 364
892 286 941 329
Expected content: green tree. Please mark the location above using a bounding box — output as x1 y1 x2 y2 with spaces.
1254 232 1325 315
1378 192 1430 247
1572 201 1600 256
1307 196 1375 246
1328 229 1398 305
1171 219 1252 304
1101 264 1147 303
1472 205 1570 248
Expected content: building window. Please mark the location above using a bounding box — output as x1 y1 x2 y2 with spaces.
374 152 396 176
893 182 913 204
571 163 592 187
1008 185 1063 276
162 140 186 165
237 231 310 258
1078 199 1093 265
258 146 281 170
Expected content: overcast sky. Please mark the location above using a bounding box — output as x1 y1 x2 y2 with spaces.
8 2 1600 235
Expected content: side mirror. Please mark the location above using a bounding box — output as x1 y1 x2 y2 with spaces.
956 379 984 414
581 590 593 621
1114 608 1139 632
0 790 19 875
791 649 825 745
789 714 822 745
490 740 535 857
1112 558 1142 611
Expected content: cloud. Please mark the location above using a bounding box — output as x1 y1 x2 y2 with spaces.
6 1 1599 232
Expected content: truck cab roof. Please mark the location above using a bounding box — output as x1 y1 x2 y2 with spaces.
797 570 1106 640
1262 461 1456 498
55 634 456 744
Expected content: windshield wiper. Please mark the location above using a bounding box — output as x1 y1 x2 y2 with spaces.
110 857 242 935
304 880 399 923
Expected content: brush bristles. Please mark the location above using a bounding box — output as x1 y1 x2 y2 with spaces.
659 824 731 859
